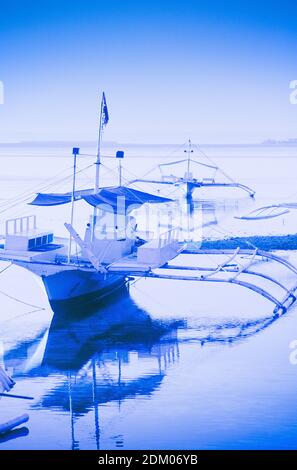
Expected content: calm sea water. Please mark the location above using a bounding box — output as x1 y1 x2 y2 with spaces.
1 143 297 449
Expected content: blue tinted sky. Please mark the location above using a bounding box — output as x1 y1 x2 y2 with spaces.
0 0 297 143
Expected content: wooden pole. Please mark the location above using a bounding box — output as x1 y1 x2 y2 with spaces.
68 147 79 263
0 366 15 392
0 414 29 435
92 94 104 240
0 392 34 400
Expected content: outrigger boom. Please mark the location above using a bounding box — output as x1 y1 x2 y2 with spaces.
66 220 297 318
1 212 297 316
105 246 297 316
128 178 256 198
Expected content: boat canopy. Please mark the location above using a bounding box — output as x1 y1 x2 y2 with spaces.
29 186 172 212
29 188 94 206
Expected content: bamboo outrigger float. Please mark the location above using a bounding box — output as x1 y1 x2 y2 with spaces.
0 366 29 436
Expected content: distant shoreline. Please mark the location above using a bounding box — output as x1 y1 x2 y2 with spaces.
198 234 297 251
1 141 297 148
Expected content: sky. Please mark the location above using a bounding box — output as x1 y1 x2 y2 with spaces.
0 0 297 144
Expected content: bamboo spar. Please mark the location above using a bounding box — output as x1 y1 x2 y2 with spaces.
0 414 29 435
92 93 104 239
0 366 15 392
0 366 30 435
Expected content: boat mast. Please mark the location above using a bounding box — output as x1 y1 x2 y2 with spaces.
68 147 79 263
95 95 104 194
184 139 194 199
68 374 79 450
92 358 100 450
92 93 105 236
185 138 193 181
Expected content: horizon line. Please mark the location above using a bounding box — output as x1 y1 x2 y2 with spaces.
1 139 297 148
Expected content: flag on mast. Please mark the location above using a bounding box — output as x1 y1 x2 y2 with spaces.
101 92 109 128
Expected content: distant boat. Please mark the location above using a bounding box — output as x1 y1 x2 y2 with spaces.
128 139 256 199
235 203 297 221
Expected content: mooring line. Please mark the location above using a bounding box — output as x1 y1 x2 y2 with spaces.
0 289 46 311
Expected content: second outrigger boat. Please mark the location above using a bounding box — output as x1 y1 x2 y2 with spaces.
0 93 296 317
128 139 256 199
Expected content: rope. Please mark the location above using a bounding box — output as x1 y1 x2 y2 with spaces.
99 161 181 201
0 288 46 311
0 261 45 311
0 263 12 276
0 165 75 211
193 143 237 184
0 308 46 326
0 162 94 220
0 262 46 331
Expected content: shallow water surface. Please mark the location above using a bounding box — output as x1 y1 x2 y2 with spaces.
1 144 297 449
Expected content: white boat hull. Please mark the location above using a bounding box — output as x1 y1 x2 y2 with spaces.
14 261 126 314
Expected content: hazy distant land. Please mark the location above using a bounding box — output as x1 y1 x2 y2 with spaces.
1 140 297 148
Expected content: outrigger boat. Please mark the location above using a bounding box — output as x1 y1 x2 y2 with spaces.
0 94 296 317
128 139 256 199
235 202 297 221
0 186 173 313
0 93 175 313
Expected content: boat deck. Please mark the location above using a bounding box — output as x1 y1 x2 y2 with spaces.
108 253 153 273
0 244 64 263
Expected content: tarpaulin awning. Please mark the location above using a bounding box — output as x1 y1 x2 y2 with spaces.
29 189 94 206
29 186 172 213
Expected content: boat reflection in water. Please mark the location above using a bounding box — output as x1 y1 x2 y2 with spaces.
2 282 284 449
27 286 182 449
